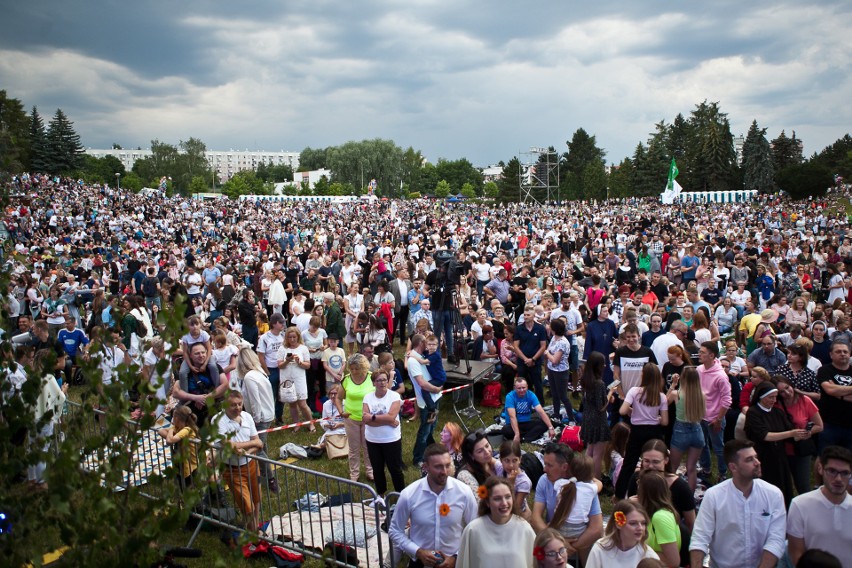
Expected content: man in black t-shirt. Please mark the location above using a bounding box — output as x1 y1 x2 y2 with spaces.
817 340 852 452
613 323 657 396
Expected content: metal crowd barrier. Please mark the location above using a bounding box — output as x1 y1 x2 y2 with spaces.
60 401 394 567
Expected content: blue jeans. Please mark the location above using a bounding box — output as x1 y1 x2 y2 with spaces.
268 368 283 421
700 418 727 478
432 309 454 356
819 422 852 453
412 400 437 465
671 420 705 452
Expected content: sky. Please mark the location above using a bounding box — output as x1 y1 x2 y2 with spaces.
2 1 851 168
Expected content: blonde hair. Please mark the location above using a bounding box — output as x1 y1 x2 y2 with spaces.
285 326 304 345
347 353 371 375
236 346 265 377
678 367 706 424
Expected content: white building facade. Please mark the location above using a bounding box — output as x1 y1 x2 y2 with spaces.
85 148 300 181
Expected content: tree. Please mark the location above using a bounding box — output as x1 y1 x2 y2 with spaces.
221 170 270 199
400 147 427 196
608 158 633 199
268 163 294 183
582 161 607 201
188 175 208 195
0 91 31 173
0 285 225 566
175 137 210 194
777 161 833 199
327 139 404 197
434 179 451 198
483 181 498 199
771 130 804 176
561 128 606 179
434 158 483 195
741 120 775 193
559 128 606 200
45 108 84 174
460 182 476 199
684 100 738 192
121 171 144 192
29 106 48 173
79 155 125 185
813 134 852 180
496 157 522 202
299 146 329 171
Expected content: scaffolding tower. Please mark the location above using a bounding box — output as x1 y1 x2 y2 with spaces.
519 147 560 204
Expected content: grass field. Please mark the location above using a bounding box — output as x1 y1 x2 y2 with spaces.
58 349 615 567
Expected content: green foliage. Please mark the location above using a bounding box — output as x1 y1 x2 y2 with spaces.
299 146 329 171
327 139 404 197
0 285 225 567
496 158 522 202
78 154 126 185
434 158 483 195
434 179 451 198
460 183 476 199
132 138 214 195
121 172 144 193
29 106 48 173
46 108 85 174
221 170 271 199
256 161 294 183
771 130 804 179
814 134 852 180
742 120 775 193
777 161 833 199
483 181 498 199
608 158 633 199
558 129 606 200
0 91 30 174
189 175 208 194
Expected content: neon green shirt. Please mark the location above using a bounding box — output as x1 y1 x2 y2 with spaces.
342 373 375 422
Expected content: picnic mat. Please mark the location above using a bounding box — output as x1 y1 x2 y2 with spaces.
81 424 172 491
265 503 390 566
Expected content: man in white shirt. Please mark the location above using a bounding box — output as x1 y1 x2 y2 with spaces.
650 320 687 370
389 444 477 568
786 445 852 566
257 313 286 424
407 334 442 466
690 439 787 568
215 390 264 529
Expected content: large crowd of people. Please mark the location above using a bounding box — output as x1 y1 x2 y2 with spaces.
4 171 852 567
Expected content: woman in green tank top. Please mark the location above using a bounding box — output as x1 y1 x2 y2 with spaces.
334 353 376 482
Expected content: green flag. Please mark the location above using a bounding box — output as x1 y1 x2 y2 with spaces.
666 159 679 191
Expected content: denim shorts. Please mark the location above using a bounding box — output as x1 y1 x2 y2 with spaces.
671 420 706 451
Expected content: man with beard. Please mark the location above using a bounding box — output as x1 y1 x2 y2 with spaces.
786 445 852 566
389 444 477 568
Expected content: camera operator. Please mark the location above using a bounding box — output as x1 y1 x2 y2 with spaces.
425 252 460 364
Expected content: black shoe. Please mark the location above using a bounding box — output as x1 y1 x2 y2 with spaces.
447 354 459 365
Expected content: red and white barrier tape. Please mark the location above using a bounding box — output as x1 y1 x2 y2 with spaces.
256 383 473 435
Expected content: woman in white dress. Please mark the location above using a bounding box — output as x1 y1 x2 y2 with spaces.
343 282 365 354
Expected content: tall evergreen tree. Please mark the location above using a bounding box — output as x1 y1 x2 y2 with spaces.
771 130 804 174
45 108 84 174
0 90 31 173
497 157 522 202
608 158 633 199
28 106 48 173
685 101 737 192
742 120 775 193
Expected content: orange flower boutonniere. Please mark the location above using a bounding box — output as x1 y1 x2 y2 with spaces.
439 503 450 517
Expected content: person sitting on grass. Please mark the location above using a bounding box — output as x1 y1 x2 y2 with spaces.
407 333 447 423
501 377 556 443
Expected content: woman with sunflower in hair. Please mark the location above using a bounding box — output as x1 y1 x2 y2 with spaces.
456 476 536 568
585 500 659 568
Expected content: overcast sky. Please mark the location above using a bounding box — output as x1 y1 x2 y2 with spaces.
2 1 850 167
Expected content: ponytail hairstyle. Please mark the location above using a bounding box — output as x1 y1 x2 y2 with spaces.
548 453 593 529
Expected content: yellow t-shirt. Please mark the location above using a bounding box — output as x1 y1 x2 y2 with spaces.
739 313 762 338
173 426 199 480
342 373 375 422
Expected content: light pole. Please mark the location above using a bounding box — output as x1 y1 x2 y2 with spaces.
115 172 121 190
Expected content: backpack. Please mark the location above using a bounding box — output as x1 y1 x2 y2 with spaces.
141 276 158 298
481 381 502 408
133 313 149 338
520 452 544 489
